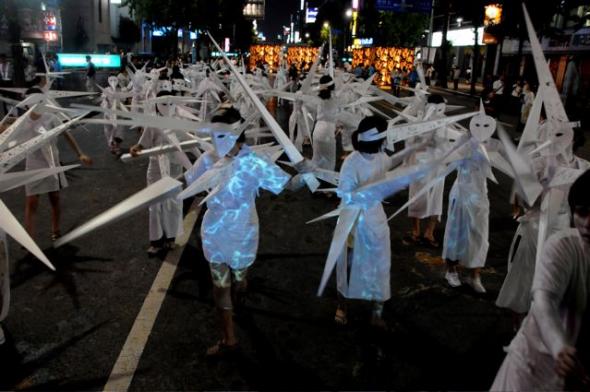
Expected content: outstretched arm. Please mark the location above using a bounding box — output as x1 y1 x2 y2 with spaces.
63 131 92 165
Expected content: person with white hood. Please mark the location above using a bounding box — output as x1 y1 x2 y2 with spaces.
311 74 339 171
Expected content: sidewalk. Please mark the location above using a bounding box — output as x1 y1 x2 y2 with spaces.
429 81 484 98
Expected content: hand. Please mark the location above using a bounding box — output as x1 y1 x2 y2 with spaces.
294 159 314 174
512 203 523 220
79 154 93 165
129 144 142 157
555 346 579 379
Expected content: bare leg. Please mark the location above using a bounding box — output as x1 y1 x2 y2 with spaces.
335 292 348 325
412 218 420 238
423 216 438 241
213 285 238 346
24 195 40 239
48 191 61 237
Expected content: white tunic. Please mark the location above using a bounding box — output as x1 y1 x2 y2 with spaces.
491 229 590 391
442 141 491 268
312 97 338 171
200 146 290 269
407 125 448 219
20 113 68 196
336 151 392 301
101 88 123 145
138 127 184 241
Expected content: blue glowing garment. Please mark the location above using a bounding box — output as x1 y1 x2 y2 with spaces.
442 141 491 268
200 146 291 269
336 151 392 301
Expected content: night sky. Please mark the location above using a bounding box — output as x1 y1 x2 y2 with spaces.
259 0 301 40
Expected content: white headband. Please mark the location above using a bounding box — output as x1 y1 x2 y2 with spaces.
358 127 386 142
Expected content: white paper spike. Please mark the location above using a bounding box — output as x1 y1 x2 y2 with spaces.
54 177 183 247
0 165 79 193
0 199 55 270
518 86 545 152
306 207 343 224
317 207 361 296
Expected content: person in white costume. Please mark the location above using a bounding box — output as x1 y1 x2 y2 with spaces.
183 107 291 357
334 116 394 328
442 111 496 293
405 94 448 248
129 90 184 255
491 169 590 391
100 75 126 155
19 87 92 241
311 75 338 171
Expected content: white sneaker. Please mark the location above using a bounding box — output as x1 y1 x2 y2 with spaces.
465 276 486 293
0 325 5 345
445 271 462 287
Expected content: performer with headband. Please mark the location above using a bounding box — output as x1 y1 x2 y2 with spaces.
311 75 338 171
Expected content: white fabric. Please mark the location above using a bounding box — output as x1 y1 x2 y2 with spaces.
312 120 336 171
407 122 448 219
197 146 290 269
336 151 392 301
184 150 219 185
491 229 590 391
19 113 68 196
493 79 504 95
442 141 490 268
0 62 13 81
138 127 184 241
0 230 9 323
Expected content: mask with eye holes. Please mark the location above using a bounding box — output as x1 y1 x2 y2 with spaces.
469 112 497 142
108 76 119 90
172 79 186 91
159 80 172 93
155 101 175 117
544 121 573 157
211 126 242 157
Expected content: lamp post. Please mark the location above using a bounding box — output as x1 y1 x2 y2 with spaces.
344 8 352 56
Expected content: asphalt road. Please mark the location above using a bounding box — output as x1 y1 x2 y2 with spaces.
0 84 587 390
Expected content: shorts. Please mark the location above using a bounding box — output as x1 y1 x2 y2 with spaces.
209 263 248 289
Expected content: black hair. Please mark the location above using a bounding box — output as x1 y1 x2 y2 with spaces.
427 94 445 104
211 107 246 143
568 169 590 214
318 75 334 100
25 87 43 96
351 115 387 154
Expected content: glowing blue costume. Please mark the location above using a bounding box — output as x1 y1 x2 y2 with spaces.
442 140 491 268
196 146 290 269
336 151 392 301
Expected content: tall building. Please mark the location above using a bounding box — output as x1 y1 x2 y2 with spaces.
61 0 112 52
244 0 265 20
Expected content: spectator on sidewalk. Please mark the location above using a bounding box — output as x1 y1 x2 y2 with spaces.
0 54 13 88
425 64 434 86
391 67 401 96
452 66 461 90
492 75 505 115
518 81 535 133
409 66 418 88
86 55 97 92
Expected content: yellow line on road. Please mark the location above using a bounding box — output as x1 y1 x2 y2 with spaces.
103 199 201 391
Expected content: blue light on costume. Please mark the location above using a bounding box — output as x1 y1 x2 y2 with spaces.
200 147 290 270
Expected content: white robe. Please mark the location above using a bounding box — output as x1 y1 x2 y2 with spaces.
336 151 392 301
311 97 338 171
491 229 590 391
101 88 123 146
442 141 490 268
407 126 447 219
199 146 290 270
138 127 184 241
20 113 68 196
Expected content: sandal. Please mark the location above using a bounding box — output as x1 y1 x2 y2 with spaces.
334 308 348 326
206 340 239 358
50 232 61 242
402 232 420 246
147 245 162 257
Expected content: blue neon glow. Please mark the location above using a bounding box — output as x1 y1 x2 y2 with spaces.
57 54 121 68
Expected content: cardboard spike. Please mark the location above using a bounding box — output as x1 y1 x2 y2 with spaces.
0 165 79 193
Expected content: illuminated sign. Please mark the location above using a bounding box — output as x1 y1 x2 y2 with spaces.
243 0 265 19
484 4 502 26
57 54 122 68
353 37 374 48
43 31 58 41
306 7 318 23
376 0 432 13
432 27 484 47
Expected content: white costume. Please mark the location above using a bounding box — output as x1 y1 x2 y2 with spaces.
442 139 491 268
336 151 392 301
197 145 290 269
312 96 338 171
137 127 184 241
20 113 68 196
0 230 9 326
491 229 590 391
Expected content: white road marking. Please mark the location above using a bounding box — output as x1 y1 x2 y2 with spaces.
103 199 201 391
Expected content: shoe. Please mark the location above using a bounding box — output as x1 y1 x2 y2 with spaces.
445 271 462 287
0 325 5 345
206 340 239 358
147 245 162 257
465 276 486 293
420 236 440 249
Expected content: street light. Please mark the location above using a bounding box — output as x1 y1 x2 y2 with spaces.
305 32 310 38
323 21 330 28
456 17 463 27
345 9 353 18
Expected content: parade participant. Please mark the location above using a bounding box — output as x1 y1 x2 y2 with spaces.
311 75 338 171
182 106 290 357
100 75 126 155
491 169 590 391
333 116 394 327
129 90 184 255
405 94 448 248
442 109 496 292
20 88 92 241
